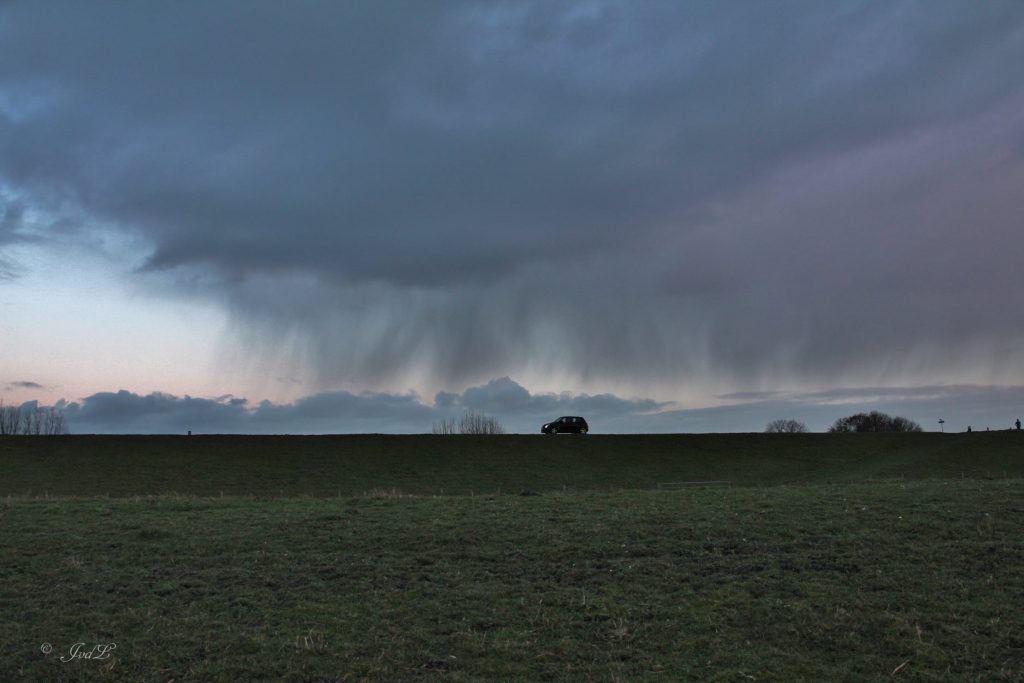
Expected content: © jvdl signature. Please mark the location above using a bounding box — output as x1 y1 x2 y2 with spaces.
41 642 117 662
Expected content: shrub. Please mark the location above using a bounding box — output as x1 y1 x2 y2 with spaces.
828 411 922 433
765 419 808 433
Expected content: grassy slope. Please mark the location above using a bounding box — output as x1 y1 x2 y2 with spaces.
2 432 1023 497
3 481 1024 681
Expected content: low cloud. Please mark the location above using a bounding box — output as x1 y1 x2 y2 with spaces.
716 391 783 401
5 380 44 390
659 384 1024 433
63 377 668 434
439 376 667 423
62 389 430 435
60 378 1024 434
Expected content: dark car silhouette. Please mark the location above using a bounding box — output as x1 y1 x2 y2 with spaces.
542 416 589 435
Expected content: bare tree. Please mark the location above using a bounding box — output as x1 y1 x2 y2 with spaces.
43 406 69 435
433 410 505 434
26 406 43 435
431 416 458 435
3 403 26 435
765 418 808 433
459 410 505 435
0 402 68 436
0 401 19 435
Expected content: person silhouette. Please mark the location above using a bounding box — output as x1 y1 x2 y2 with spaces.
967 426 972 433
1016 419 1021 431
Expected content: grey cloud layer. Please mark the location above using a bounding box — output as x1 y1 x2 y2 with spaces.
63 377 665 434
60 378 1024 434
2 2 1024 391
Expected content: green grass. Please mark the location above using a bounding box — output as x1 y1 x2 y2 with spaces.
2 432 1023 497
3 481 1024 681
2 434 1024 680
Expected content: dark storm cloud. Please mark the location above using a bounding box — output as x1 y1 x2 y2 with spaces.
0 258 17 280
2 2 1024 390
0 196 27 279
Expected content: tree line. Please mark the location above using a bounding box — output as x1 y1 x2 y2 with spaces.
766 411 923 433
0 402 69 435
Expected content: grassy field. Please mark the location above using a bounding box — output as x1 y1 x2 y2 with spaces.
2 434 1024 681
2 432 1023 497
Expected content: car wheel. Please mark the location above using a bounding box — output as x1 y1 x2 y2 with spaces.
579 428 588 435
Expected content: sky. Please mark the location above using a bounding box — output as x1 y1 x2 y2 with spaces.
2 1 1023 434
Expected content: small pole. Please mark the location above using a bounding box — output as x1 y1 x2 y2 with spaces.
938 419 944 433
